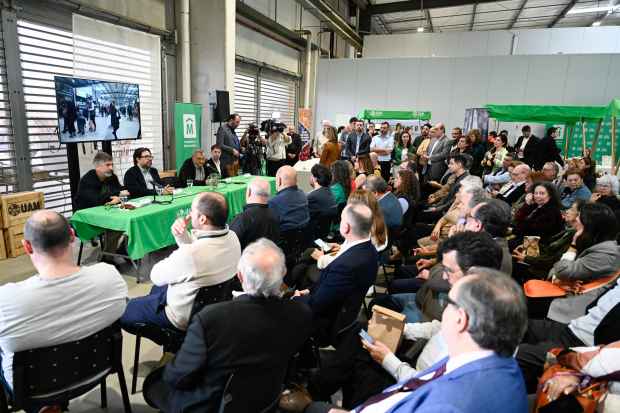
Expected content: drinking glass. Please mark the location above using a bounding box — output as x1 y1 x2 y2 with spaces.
119 193 128 208
187 179 194 193
156 186 163 201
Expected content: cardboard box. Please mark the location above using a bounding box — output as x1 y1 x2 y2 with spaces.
4 224 25 258
0 231 6 261
1 191 45 228
367 305 407 354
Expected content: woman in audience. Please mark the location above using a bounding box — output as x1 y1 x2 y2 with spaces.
507 181 564 251
391 122 403 140
579 157 596 189
556 168 591 212
391 130 413 177
510 171 549 226
591 174 620 216
451 135 473 156
393 169 418 215
319 125 341 168
330 161 352 205
582 147 592 158
469 129 485 176
353 154 374 189
482 133 508 177
346 161 357 191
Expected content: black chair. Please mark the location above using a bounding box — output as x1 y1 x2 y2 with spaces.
399 338 429 367
161 176 177 187
329 203 347 243
131 277 235 394
314 215 335 241
218 354 298 413
281 227 308 276
0 320 131 413
309 288 370 368
376 225 401 294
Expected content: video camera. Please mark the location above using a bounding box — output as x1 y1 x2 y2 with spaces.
260 119 286 134
246 122 260 143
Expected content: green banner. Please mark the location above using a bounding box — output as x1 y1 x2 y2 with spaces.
357 109 431 120
175 102 202 169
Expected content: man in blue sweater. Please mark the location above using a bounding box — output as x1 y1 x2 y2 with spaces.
362 174 403 228
268 165 310 246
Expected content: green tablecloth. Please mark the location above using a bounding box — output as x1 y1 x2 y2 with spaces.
70 176 277 260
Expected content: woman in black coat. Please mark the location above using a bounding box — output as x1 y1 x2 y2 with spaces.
109 98 119 139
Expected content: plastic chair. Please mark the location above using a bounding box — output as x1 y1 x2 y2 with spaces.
0 320 131 413
131 277 235 394
218 354 298 413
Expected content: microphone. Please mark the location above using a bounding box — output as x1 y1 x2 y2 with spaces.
148 180 163 188
206 163 220 174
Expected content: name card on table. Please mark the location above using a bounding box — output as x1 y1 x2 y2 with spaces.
173 188 183 195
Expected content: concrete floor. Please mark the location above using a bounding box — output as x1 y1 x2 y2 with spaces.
0 238 391 412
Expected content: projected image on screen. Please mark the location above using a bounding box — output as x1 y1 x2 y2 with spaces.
55 77 141 143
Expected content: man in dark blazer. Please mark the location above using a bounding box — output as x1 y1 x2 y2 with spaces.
204 144 229 179
268 166 310 246
421 123 452 183
345 119 372 162
124 147 173 199
513 125 539 168
146 239 312 413
285 124 303 166
292 203 378 345
534 127 564 171
303 164 338 248
177 148 208 188
215 113 244 177
492 163 530 205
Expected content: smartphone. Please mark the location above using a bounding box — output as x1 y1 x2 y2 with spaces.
538 394 584 413
314 238 330 252
486 186 493 193
359 329 375 345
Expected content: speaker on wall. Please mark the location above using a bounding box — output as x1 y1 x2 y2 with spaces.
209 90 230 123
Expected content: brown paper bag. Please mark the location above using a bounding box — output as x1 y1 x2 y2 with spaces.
524 236 540 257
367 305 407 353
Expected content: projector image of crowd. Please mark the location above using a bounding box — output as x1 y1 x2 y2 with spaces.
3 117 619 413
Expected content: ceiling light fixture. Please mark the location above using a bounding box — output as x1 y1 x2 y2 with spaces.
418 27 424 32
567 6 618 15
592 21 602 26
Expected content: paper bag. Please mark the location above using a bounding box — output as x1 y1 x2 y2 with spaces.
367 305 407 353
524 236 540 257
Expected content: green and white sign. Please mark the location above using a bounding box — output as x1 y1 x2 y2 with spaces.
175 102 202 169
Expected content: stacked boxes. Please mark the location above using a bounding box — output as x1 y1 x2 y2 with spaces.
1 191 45 258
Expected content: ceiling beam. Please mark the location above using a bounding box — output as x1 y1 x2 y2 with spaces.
590 0 620 26
469 1 478 31
547 0 579 28
350 0 367 12
508 0 528 29
372 0 500 15
295 0 364 50
376 15 392 34
425 9 434 33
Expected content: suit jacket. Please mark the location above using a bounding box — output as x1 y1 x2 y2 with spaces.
294 240 378 345
215 124 241 165
359 355 527 413
495 181 526 206
123 165 164 199
205 158 229 179
422 135 452 181
514 134 539 167
75 169 125 211
345 132 372 157
303 186 338 248
534 135 564 171
161 295 312 413
177 157 207 188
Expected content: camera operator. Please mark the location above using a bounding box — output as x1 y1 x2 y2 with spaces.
241 122 266 175
266 121 290 177
285 125 302 166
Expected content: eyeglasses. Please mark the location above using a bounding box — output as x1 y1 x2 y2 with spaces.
464 213 478 222
140 155 154 159
439 292 460 309
566 178 581 183
597 184 613 190
542 168 554 172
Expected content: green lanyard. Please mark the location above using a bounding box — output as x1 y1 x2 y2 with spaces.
197 233 227 240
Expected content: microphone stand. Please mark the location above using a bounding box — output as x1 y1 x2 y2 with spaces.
149 180 172 204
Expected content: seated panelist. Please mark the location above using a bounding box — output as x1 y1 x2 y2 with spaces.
204 144 229 179
124 147 173 198
178 148 208 188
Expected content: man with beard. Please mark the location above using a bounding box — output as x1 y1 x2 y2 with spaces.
124 147 174 198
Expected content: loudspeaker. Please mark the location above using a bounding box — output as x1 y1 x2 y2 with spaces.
209 90 230 123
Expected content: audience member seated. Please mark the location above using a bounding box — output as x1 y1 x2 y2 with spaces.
330 160 352 205
556 168 591 212
177 148 209 187
527 202 620 321
229 177 279 250
450 134 473 157
482 134 509 177
516 276 620 393
483 152 513 188
0 211 128 410
539 340 620 413
580 157 596 190
369 152 383 177
124 147 173 198
354 154 374 189
346 160 357 191
121 192 240 336
392 169 418 215
303 164 338 248
285 189 387 290
542 161 560 184
283 269 528 413
147 239 312 413
510 171 550 225
362 175 403 229
370 231 503 323
291 203 378 346
591 174 620 222
268 165 310 246
507 181 564 251
75 152 130 262
205 144 230 178
491 163 530 205
511 198 584 285
468 129 485 176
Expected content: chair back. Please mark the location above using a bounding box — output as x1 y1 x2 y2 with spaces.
331 203 347 227
11 321 122 407
281 227 307 259
314 216 334 241
218 361 290 413
161 176 177 187
378 225 400 266
401 199 417 229
330 288 369 344
188 277 235 327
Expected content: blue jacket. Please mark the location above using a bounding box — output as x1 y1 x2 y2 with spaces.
558 182 591 212
293 240 378 345
123 164 165 199
267 185 310 245
355 354 527 413
379 192 404 228
303 186 338 248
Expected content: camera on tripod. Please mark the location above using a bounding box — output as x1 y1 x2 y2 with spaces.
260 119 286 134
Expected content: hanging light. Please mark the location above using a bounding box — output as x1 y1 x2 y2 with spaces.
418 27 424 32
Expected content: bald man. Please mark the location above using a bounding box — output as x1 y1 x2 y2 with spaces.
421 123 452 183
268 165 310 246
229 177 280 250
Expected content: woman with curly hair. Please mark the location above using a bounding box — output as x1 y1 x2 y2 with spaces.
391 130 413 177
330 160 352 204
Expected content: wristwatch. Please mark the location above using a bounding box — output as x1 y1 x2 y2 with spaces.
570 244 578 249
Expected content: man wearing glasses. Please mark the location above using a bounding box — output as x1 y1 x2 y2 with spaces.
490 163 530 205
556 168 591 212
483 152 514 189
124 147 173 198
178 148 208 188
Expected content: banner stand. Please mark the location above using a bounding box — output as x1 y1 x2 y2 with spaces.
174 102 202 171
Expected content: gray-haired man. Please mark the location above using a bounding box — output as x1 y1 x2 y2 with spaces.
178 148 208 187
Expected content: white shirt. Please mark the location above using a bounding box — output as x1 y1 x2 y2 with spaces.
518 136 530 158
213 160 221 174
141 166 154 190
502 180 526 197
371 134 395 162
334 237 370 259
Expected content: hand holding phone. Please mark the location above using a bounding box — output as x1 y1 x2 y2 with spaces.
359 329 375 345
314 238 330 252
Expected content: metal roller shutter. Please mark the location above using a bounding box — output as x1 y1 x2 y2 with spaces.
234 70 257 125
259 76 295 129
0 19 17 194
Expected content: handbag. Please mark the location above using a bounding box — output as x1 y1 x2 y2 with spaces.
524 269 620 298
535 364 608 413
